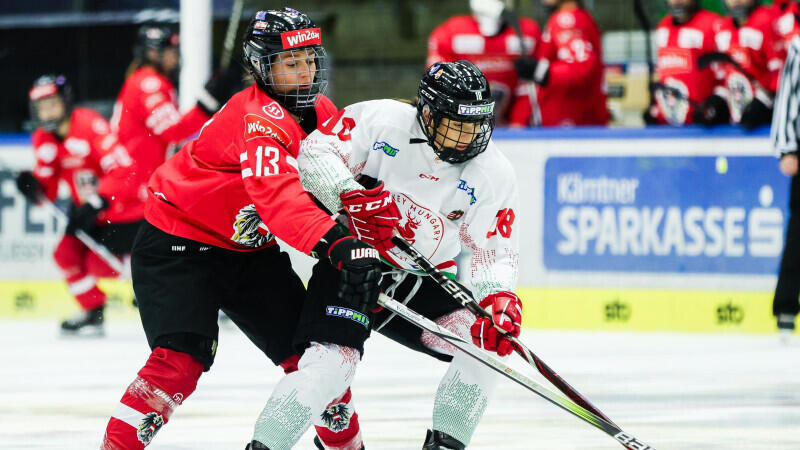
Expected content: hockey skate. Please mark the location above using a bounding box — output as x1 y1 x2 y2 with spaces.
777 314 796 344
60 306 104 337
422 429 465 450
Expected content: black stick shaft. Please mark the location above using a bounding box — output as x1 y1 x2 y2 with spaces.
391 235 615 425
378 293 655 450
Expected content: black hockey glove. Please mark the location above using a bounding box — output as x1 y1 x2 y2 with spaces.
326 232 383 315
642 105 660 125
66 195 109 235
692 94 730 127
514 57 549 86
739 98 772 130
16 171 42 202
197 64 244 116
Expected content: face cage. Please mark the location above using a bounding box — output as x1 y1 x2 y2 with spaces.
667 1 698 20
29 96 69 133
728 5 754 20
253 46 328 115
422 107 495 164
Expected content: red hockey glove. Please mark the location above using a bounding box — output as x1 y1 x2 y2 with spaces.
340 182 401 255
470 291 522 357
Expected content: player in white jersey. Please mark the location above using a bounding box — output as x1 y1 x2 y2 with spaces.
247 60 521 450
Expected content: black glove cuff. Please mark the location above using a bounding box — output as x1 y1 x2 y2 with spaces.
311 223 351 259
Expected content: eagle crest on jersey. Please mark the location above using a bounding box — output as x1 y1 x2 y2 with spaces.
655 78 690 126
320 402 351 432
725 72 753 123
231 204 274 247
136 412 164 444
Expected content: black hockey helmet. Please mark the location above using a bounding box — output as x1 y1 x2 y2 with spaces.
667 0 699 22
723 0 757 21
417 60 495 164
28 74 72 132
242 8 328 116
134 23 179 61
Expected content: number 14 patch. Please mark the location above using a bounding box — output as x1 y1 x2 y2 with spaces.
487 208 515 238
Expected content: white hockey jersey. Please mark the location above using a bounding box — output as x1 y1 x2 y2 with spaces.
298 99 519 301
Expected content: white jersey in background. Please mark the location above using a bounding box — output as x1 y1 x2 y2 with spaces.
298 99 520 300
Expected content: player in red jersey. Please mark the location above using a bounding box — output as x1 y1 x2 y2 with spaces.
645 0 726 126
530 0 609 126
427 0 541 126
773 0 800 53
109 23 236 205
715 0 782 129
15 75 140 335
101 9 382 450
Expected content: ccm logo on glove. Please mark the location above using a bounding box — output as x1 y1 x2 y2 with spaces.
345 197 392 213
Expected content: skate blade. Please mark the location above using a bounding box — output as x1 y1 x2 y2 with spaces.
59 326 105 338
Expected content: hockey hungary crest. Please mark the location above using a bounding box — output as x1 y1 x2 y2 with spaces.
231 204 274 248
320 402 351 432
384 194 443 269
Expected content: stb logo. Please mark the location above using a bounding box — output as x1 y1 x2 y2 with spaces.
262 101 285 119
716 301 744 324
604 300 631 322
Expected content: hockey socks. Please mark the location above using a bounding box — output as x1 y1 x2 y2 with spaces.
432 351 498 446
419 308 499 447
102 347 203 449
313 388 363 450
252 343 360 450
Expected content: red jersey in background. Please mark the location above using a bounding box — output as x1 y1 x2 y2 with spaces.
110 67 210 192
30 107 138 224
427 15 541 127
715 6 781 123
654 9 723 125
535 6 609 126
144 85 339 254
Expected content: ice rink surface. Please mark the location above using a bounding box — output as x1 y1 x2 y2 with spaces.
2 319 799 450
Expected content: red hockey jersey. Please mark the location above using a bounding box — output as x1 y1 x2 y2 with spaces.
535 7 609 126
144 85 339 254
30 107 139 223
654 9 723 125
715 7 781 122
110 67 210 189
427 15 541 127
774 0 800 50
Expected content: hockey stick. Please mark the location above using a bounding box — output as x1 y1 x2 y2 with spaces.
391 235 616 425
219 0 245 70
376 293 654 450
38 196 127 276
0 159 126 275
501 8 543 126
633 0 655 108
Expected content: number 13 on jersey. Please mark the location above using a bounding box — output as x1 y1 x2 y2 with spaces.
241 145 292 179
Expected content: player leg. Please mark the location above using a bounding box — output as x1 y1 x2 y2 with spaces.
249 258 371 450
53 233 106 334
774 174 800 332
102 223 226 449
218 247 364 449
373 272 498 449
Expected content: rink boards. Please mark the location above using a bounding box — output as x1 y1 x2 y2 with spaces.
0 127 795 333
